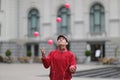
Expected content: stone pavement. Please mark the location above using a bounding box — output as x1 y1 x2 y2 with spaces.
0 63 119 80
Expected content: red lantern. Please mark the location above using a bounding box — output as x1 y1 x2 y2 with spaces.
65 3 70 9
34 31 39 37
48 39 53 45
56 17 62 23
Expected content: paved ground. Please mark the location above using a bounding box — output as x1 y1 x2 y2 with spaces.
0 63 120 80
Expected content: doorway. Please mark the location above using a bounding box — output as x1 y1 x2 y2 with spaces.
34 44 39 56
88 42 105 61
26 44 39 57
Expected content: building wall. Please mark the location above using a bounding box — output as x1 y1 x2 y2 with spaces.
0 0 120 62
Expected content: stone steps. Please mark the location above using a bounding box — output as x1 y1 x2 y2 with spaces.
73 67 120 78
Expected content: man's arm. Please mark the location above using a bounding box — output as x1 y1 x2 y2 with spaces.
40 48 51 68
69 53 77 73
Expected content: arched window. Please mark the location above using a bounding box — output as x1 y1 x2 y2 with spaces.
90 3 105 33
28 9 39 36
57 6 70 35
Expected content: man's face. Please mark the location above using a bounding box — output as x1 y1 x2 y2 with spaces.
57 37 68 46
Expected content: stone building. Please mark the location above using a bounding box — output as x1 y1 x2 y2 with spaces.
0 0 120 62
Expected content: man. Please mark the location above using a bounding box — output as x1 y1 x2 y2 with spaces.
40 35 76 80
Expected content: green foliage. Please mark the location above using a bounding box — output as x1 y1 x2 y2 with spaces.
26 51 32 57
85 50 91 57
5 49 11 57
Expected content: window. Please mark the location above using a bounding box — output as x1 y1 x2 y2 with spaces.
57 6 70 35
28 9 39 37
90 3 105 33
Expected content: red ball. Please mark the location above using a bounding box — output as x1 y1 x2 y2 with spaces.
34 31 39 37
65 3 70 9
56 17 62 23
48 39 53 45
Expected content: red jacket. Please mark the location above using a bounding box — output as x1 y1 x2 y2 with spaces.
42 49 76 80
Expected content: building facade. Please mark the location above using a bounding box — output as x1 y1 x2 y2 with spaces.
0 0 120 62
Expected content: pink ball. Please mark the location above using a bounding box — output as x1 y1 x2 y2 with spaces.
34 31 39 37
65 3 70 9
48 39 53 45
56 17 62 23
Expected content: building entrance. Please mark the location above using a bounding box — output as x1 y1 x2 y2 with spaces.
88 42 105 61
26 44 39 57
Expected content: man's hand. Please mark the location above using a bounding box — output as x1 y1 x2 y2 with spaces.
69 65 76 73
40 48 46 58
